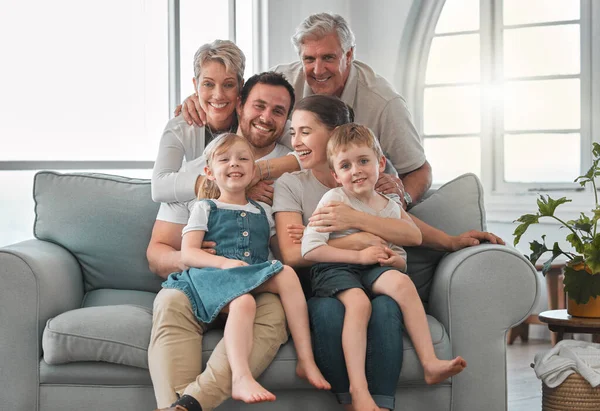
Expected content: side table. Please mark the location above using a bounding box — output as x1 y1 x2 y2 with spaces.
539 309 600 343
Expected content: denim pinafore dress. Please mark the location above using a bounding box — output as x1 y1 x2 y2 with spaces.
162 199 284 323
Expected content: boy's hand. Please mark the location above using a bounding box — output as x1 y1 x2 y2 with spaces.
221 259 249 269
358 246 387 265
286 223 305 244
378 247 407 271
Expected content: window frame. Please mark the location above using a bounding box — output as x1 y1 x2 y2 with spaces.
399 0 600 222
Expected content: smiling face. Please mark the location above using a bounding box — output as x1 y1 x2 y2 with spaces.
331 143 386 198
193 60 240 131
237 83 291 155
300 33 353 97
290 110 332 170
205 139 255 196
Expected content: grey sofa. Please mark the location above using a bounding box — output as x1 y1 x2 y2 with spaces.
0 171 539 411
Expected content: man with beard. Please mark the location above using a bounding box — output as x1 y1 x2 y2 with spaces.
147 72 298 411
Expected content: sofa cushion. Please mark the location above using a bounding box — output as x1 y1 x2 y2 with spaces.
82 288 157 310
42 305 152 369
406 173 486 303
33 171 162 293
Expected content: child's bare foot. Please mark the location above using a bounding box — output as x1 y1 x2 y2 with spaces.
231 374 276 403
296 359 331 390
424 356 467 385
350 388 379 411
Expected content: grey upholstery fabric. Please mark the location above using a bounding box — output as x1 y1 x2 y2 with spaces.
82 288 157 310
33 171 162 293
406 173 486 302
42 305 152 368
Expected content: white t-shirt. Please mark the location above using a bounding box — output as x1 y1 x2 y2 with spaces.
301 187 407 261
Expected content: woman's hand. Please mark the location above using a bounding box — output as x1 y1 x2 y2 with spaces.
247 180 275 205
308 201 360 232
286 223 305 244
221 259 249 269
378 247 407 270
174 93 206 126
358 245 388 265
449 230 505 251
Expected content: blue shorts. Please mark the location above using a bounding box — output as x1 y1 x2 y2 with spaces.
310 263 397 298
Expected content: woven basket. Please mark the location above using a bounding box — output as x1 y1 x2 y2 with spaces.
543 373 600 410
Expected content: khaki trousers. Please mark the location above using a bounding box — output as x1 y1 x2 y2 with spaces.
148 288 288 410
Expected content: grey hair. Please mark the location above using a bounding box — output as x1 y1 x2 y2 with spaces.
291 13 356 56
193 39 246 88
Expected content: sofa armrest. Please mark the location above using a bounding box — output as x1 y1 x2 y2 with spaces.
0 239 84 411
428 244 538 411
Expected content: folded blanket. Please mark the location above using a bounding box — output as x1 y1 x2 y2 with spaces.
533 340 600 388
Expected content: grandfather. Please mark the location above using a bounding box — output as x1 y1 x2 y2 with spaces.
180 13 432 209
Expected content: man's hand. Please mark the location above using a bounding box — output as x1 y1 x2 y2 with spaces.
221 259 249 269
449 230 505 252
286 223 305 244
247 180 275 205
174 93 206 126
308 201 359 232
377 247 406 270
358 245 388 265
201 241 217 255
376 174 407 209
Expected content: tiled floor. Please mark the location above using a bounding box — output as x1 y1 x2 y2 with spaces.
507 339 552 411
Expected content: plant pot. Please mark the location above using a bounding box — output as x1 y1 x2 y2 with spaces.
567 294 600 318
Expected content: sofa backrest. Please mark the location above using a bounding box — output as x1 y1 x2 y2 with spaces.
405 173 486 303
33 171 162 293
31 171 486 300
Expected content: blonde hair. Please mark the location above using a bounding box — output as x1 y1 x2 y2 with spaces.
327 123 383 170
193 40 246 89
198 133 255 199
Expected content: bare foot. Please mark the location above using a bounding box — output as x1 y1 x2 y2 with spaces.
350 388 379 411
231 374 276 403
423 356 467 385
296 359 331 390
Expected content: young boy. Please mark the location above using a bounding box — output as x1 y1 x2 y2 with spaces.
301 123 467 411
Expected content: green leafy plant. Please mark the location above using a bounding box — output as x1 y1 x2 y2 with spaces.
513 142 600 304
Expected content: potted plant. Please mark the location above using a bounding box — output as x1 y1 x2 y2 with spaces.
513 143 600 318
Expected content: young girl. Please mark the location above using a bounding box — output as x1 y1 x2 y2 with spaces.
301 124 466 411
162 133 330 404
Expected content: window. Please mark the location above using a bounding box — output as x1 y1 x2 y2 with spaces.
415 0 595 193
0 1 256 247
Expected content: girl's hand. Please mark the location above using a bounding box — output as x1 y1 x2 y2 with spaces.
286 223 305 244
358 245 387 265
247 180 275 205
308 201 359 232
221 259 249 269
378 247 407 270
